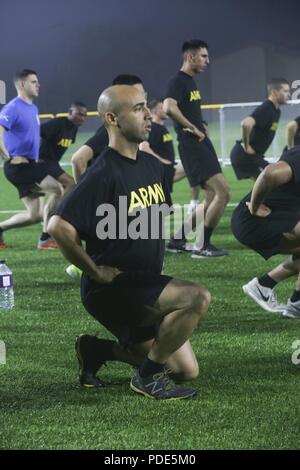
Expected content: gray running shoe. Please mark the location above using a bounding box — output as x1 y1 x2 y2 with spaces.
130 369 196 400
166 239 192 253
242 277 285 313
191 244 229 258
282 300 300 319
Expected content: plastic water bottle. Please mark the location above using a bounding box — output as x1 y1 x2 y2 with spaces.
0 260 14 310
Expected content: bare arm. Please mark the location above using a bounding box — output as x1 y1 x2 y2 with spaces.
286 120 299 150
71 145 94 183
163 98 205 141
0 125 10 161
47 215 121 284
248 161 293 215
139 141 172 165
241 116 256 153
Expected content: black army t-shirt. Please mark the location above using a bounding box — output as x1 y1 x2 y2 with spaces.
165 71 206 136
56 147 172 273
40 117 78 161
249 100 281 155
241 147 300 211
84 125 109 162
148 122 175 164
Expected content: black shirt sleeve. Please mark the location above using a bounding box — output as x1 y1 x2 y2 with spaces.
55 169 111 239
165 76 185 104
40 118 61 140
84 126 109 157
281 150 300 183
148 124 162 150
250 102 272 129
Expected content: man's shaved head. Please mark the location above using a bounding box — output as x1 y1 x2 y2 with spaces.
97 84 151 144
98 85 138 122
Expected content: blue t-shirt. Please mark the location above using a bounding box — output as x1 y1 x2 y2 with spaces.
0 97 40 160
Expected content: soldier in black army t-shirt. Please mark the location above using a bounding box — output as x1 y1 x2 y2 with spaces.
231 146 300 319
140 99 185 198
37 101 87 249
71 75 144 182
65 75 146 277
40 101 87 188
48 85 211 400
164 39 230 258
230 78 290 180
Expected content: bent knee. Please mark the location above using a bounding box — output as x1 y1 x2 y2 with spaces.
195 285 211 310
57 185 64 197
216 186 230 205
186 284 211 314
48 183 64 197
29 213 42 224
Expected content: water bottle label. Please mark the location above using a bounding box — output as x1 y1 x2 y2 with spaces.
0 274 12 288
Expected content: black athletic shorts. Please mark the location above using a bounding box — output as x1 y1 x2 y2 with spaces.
81 271 172 348
230 141 269 180
39 160 65 180
4 159 49 199
231 197 300 259
178 134 222 187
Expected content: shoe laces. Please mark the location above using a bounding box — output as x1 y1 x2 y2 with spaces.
153 370 176 391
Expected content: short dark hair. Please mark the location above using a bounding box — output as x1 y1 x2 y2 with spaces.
267 78 289 94
70 101 87 109
112 74 143 86
182 40 208 54
14 69 37 82
148 99 163 111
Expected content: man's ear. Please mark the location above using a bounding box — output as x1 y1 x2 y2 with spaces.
105 112 118 127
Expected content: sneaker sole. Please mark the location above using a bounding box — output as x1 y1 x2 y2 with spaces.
242 285 283 313
191 253 226 259
165 248 185 253
282 311 300 319
37 246 56 250
166 246 192 253
130 381 196 400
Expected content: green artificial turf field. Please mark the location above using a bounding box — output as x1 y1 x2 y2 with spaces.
0 156 300 450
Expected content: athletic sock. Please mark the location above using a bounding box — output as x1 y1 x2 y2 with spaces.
139 357 165 378
290 290 300 303
203 226 213 247
94 338 116 361
40 232 51 241
258 274 277 289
